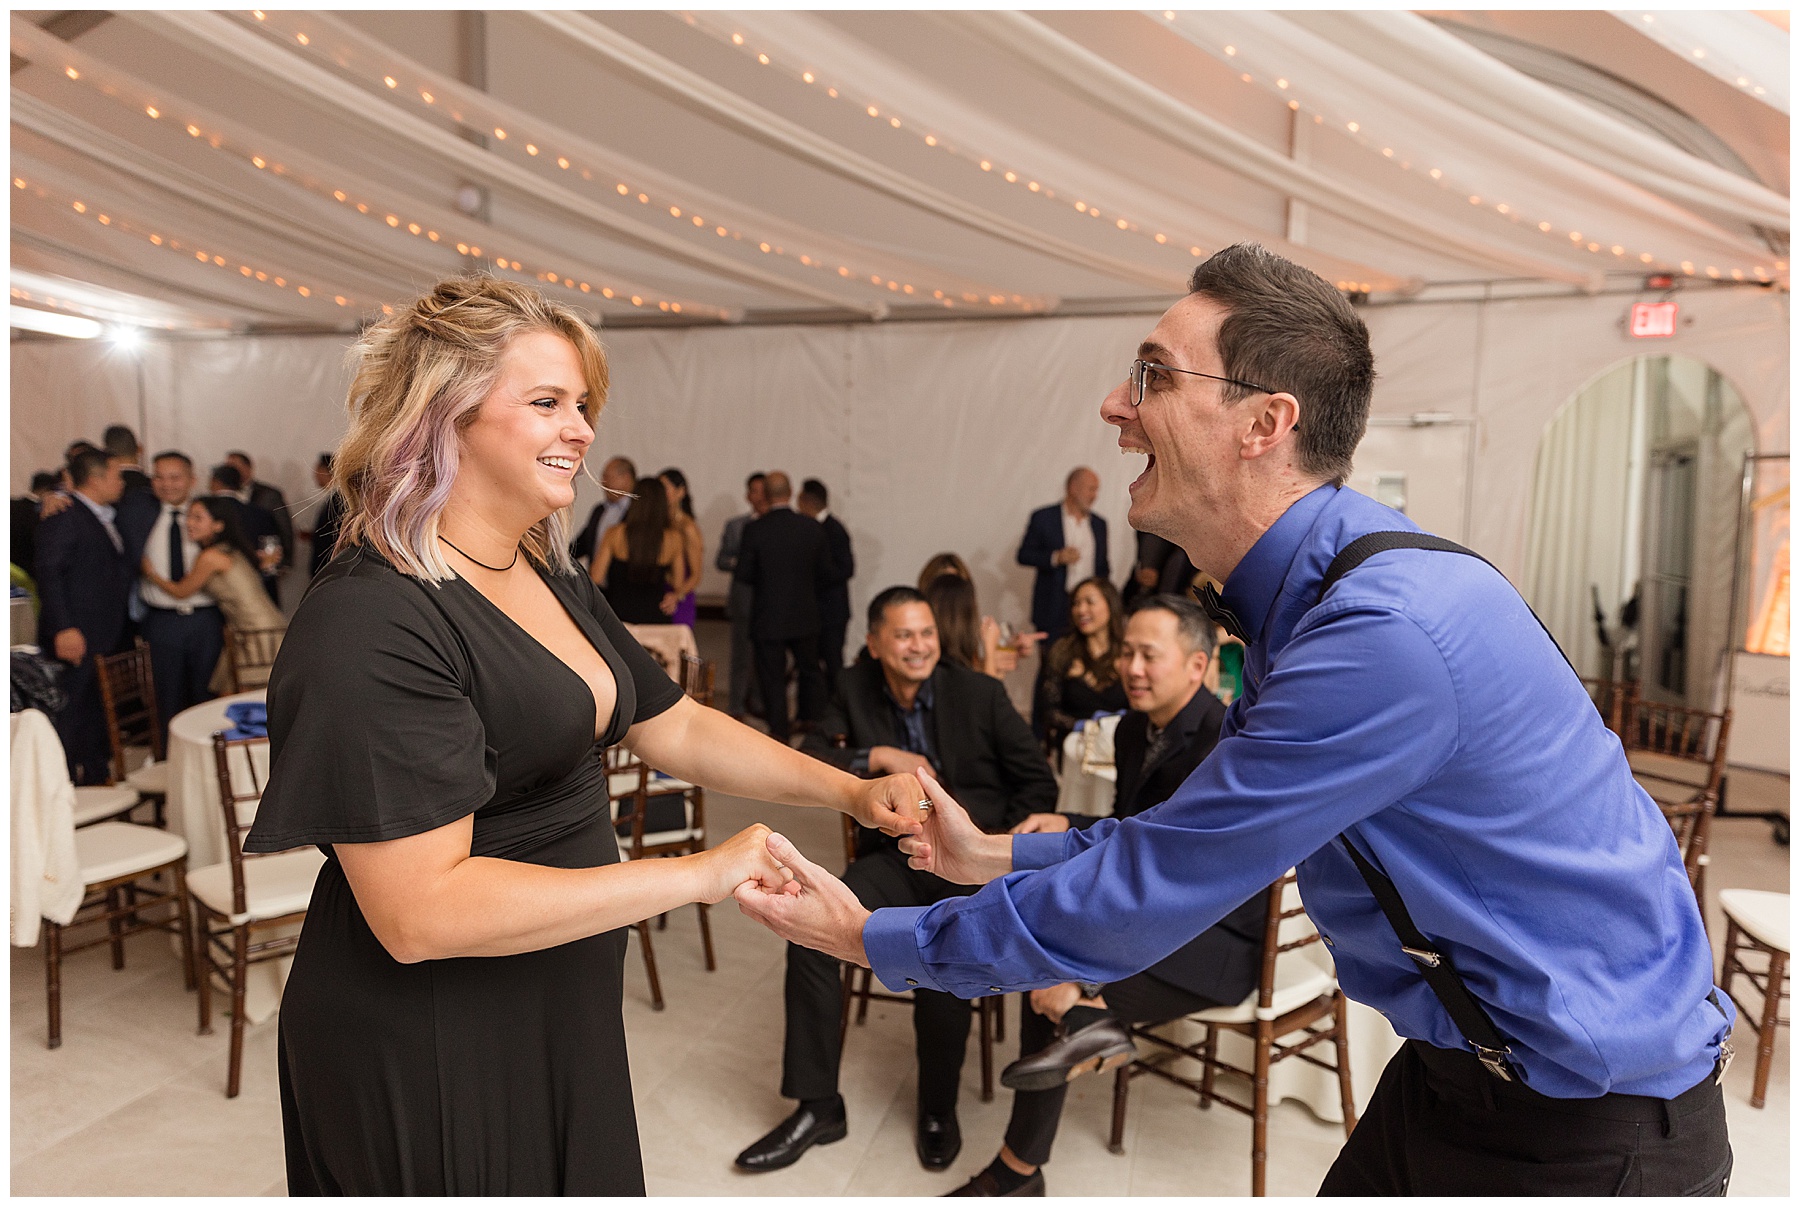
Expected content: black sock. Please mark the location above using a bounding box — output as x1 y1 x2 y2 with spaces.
800 1094 844 1120
984 1154 1034 1191
1060 1004 1114 1034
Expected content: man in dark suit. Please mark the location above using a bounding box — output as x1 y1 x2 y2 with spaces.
225 450 294 570
796 477 854 688
733 471 831 742
35 450 134 784
1120 530 1196 607
945 594 1259 1196
304 453 346 580
716 471 768 719
210 464 282 605
103 425 160 567
11 470 61 580
569 455 637 566
1016 467 1110 641
141 452 225 734
736 586 1059 1177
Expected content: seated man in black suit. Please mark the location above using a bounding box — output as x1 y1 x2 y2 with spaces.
733 471 831 742
948 594 1262 1197
736 586 1059 1176
35 449 134 784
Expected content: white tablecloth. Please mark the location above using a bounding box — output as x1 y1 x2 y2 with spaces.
1054 715 1121 817
622 622 698 675
11 596 36 646
166 689 300 1024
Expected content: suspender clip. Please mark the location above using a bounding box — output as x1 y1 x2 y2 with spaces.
1471 1043 1515 1082
1715 1038 1735 1084
1401 945 1442 968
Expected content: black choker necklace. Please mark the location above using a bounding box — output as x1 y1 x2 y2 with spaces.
438 534 520 572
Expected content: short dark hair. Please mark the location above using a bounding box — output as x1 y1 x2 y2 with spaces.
68 449 111 488
29 471 61 494
746 472 766 490
1126 593 1217 659
316 452 334 471
867 585 930 632
799 478 828 507
65 439 101 462
102 425 139 459
209 463 244 492
225 450 252 468
604 455 636 480
152 450 193 471
1188 243 1373 487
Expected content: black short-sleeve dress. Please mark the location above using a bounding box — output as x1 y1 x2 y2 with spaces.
243 546 683 1196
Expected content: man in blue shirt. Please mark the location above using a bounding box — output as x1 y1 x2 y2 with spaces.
738 244 1734 1195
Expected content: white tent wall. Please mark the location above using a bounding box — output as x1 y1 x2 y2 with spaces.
11 286 1786 639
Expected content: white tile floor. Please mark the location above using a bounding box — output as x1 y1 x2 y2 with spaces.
10 780 1790 1197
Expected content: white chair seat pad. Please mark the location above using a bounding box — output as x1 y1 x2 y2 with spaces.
125 761 169 794
71 784 140 827
188 849 326 925
1720 889 1790 952
646 775 696 794
75 821 188 884
607 772 646 798
1190 960 1337 1025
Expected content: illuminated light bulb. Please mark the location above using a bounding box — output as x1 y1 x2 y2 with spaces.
1224 45 1236 55
240 265 252 276
691 214 703 226
672 303 682 313
564 277 574 287
1346 121 1359 132
298 287 311 298
716 226 728 237
1276 79 1289 89
903 284 914 294
1004 171 1017 182
196 251 207 261
1706 266 1720 277
274 276 285 286
757 53 770 65
253 9 265 18
408 223 422 235
1240 73 1252 83
1753 266 1768 279
252 156 266 169
557 157 569 169
470 246 481 256
1754 86 1766 95
256 270 267 281
838 266 850 277
335 296 347 306
870 274 881 284
512 260 522 271
526 144 539 155
97 214 110 225
1428 168 1442 179
580 282 590 292
421 91 434 104
1027 181 1040 192
731 33 744 44
979 160 992 171
385 214 399 227
72 201 87 213
1642 13 1654 20
933 290 945 299
493 128 506 139
759 242 771 253
1538 221 1551 232
65 66 79 80
1586 242 1600 252
631 296 642 306
187 125 201 137
800 255 813 265
1568 231 1581 242
1164 10 1174 18
637 193 648 203
11 178 21 189
1731 268 1744 280
802 72 815 83
890 116 901 128
1693 48 1705 58
214 255 226 266
146 106 160 119
827 88 838 98
1382 148 1393 157
150 234 162 245
1611 245 1624 255
1154 233 1167 244
1289 99 1300 110
1116 218 1128 229
1190 246 1202 256
456 242 469 254
1737 77 1750 87
1075 201 1087 212
602 287 614 298
1468 195 1480 205
1640 252 1653 263
867 105 879 117
383 76 397 89
925 135 937 146
296 33 309 45
1496 203 1509 213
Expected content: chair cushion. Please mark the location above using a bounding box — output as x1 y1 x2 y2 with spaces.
1720 889 1789 953
125 761 169 795
1190 955 1337 1024
607 772 645 799
74 821 187 885
188 849 326 925
71 784 140 827
646 773 697 795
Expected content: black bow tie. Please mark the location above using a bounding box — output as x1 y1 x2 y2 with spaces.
1190 580 1248 644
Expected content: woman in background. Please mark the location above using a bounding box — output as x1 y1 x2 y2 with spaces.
140 494 286 692
1033 576 1126 746
590 476 686 624
657 467 704 626
916 550 971 591
923 572 1018 681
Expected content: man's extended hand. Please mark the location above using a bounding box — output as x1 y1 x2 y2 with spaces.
734 831 871 966
898 767 1014 885
850 772 926 838
53 627 86 665
868 746 934 780
1011 812 1072 834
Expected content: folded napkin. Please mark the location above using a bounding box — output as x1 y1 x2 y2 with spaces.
223 700 268 741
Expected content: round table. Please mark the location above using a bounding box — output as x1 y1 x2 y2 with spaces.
1054 715 1121 817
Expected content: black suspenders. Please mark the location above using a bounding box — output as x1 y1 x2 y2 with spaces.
1318 531 1570 1083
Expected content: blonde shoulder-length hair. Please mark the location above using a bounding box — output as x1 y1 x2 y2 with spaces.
332 275 609 582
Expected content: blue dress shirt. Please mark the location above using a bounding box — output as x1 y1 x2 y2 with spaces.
865 485 1731 1099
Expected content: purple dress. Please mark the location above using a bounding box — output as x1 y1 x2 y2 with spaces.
672 591 697 627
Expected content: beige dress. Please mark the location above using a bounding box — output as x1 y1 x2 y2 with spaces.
207 550 287 693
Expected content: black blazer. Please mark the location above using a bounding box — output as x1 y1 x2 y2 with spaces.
1016 503 1110 634
114 480 160 566
34 499 132 656
11 496 40 579
803 658 1057 848
734 506 830 640
818 513 855 626
249 480 295 566
1075 688 1263 1007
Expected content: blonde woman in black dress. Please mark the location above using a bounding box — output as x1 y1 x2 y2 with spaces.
244 276 924 1195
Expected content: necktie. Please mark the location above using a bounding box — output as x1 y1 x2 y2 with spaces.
168 506 186 580
1190 580 1248 644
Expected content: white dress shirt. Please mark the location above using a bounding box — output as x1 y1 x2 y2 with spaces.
140 501 216 613
1061 505 1096 587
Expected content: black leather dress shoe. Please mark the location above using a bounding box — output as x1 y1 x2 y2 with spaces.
1000 1014 1136 1092
916 1112 962 1170
734 1100 848 1172
945 1167 1047 1196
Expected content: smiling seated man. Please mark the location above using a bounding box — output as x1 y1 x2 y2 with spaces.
947 592 1262 1197
735 586 1058 1176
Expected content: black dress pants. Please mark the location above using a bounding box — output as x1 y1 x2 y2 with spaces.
818 617 848 695
1319 1040 1732 1196
141 606 224 740
727 582 761 716
781 847 978 1116
53 639 121 785
754 633 826 742
1003 973 1219 1166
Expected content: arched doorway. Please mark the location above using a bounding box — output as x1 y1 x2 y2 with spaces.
1521 355 1756 708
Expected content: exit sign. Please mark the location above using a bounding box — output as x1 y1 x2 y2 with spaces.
1630 301 1678 338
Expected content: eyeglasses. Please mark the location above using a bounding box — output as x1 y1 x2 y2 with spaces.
1128 358 1273 408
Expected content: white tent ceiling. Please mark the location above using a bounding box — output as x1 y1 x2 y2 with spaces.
9 9 1789 335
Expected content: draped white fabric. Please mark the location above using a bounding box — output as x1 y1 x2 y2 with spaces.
1612 11 1789 115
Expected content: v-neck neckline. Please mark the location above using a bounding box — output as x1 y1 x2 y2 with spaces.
451 562 626 745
